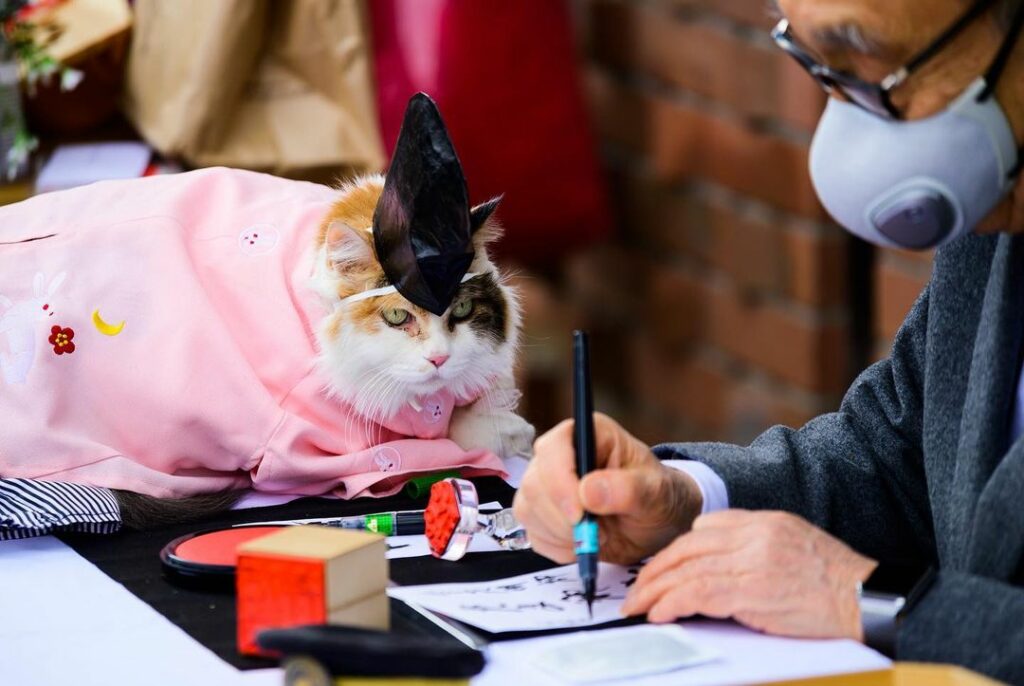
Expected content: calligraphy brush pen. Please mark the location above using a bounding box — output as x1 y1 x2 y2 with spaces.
572 330 599 618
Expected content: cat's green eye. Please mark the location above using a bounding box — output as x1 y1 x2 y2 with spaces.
382 308 410 326
451 298 473 320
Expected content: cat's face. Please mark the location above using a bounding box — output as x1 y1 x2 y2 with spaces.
312 175 520 420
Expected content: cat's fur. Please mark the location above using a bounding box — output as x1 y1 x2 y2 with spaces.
114 175 534 528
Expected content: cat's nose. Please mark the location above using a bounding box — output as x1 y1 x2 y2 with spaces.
427 354 450 368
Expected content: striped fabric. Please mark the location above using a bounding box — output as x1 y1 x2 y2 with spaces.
0 478 121 540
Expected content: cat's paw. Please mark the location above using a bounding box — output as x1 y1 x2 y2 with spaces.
449 403 536 461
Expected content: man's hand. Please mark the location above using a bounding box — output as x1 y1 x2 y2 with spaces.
512 413 702 565
622 510 878 640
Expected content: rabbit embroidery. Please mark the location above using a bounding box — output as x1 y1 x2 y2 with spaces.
0 272 67 385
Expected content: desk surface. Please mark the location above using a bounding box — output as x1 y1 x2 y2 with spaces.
0 537 892 685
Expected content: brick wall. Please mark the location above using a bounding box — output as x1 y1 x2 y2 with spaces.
873 249 933 359
515 0 933 446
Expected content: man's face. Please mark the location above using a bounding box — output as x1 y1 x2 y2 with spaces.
779 0 1024 234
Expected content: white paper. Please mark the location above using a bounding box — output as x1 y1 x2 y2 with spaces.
388 563 639 632
35 142 152 193
386 530 506 559
0 537 251 686
502 455 531 488
475 619 890 686
531 625 719 683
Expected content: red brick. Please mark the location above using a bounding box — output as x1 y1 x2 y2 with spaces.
644 263 849 393
565 244 644 319
782 228 847 307
645 263 710 350
613 171 846 306
612 171 705 256
510 273 588 375
585 71 826 219
628 333 836 441
874 254 931 342
705 280 849 394
703 201 787 296
590 1 824 131
725 375 834 439
629 335 730 434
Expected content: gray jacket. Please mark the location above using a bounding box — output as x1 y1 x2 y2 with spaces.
656 232 1024 683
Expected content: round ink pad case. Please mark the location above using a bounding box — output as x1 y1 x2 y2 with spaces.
160 525 284 591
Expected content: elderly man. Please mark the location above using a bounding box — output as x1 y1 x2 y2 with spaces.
514 0 1024 681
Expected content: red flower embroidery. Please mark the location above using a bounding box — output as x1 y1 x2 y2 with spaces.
48 326 76 355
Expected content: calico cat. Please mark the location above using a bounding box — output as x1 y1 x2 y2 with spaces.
310 174 532 463
113 173 534 528
112 178 533 529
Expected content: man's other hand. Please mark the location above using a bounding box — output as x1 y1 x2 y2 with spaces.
622 510 878 640
512 413 702 565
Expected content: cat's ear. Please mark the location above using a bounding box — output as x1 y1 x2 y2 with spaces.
325 220 374 273
470 195 502 234
470 196 503 249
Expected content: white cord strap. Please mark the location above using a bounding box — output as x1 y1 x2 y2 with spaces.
339 272 482 305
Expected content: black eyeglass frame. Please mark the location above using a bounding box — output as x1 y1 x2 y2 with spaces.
770 0 1000 120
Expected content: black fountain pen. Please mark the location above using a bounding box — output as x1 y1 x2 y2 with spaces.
572 330 599 618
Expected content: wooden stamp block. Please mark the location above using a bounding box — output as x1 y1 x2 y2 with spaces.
236 526 389 656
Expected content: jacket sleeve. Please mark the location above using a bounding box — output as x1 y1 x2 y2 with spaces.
897 570 1024 683
653 285 936 568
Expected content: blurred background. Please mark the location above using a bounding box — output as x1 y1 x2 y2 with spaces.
0 0 932 446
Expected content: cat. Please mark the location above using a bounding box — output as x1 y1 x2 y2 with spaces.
111 172 535 528
311 173 534 467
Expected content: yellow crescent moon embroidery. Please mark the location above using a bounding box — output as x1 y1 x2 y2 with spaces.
92 309 125 337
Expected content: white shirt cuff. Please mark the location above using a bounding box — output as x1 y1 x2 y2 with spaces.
662 459 730 514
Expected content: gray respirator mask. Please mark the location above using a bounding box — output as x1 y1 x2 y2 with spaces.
807 9 1024 250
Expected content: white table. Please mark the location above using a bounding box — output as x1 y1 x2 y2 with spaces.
0 536 889 685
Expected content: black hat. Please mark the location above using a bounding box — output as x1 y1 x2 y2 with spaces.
373 93 499 316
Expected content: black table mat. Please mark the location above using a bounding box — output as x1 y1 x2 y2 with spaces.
59 477 559 670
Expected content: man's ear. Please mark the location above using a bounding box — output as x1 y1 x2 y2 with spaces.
325 220 374 273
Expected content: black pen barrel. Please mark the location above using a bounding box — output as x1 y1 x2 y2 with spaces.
573 330 601 608
573 331 596 476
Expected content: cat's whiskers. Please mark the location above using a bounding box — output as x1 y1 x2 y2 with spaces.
357 370 395 443
364 376 399 446
481 386 507 460
345 367 390 442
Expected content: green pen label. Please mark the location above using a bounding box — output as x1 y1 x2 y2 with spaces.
574 520 599 555
365 514 394 536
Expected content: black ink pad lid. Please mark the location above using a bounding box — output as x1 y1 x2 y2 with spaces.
257 624 486 678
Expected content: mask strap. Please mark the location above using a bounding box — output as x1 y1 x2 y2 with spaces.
977 2 1024 178
978 2 1024 102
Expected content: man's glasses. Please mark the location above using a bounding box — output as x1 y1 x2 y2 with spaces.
771 0 999 120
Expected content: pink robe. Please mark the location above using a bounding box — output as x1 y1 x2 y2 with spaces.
0 167 505 498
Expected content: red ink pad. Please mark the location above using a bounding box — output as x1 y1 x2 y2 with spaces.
160 526 284 590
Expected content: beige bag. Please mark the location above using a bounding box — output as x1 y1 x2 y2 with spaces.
123 0 384 179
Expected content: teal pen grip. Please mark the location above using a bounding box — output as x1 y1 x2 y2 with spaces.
573 519 600 555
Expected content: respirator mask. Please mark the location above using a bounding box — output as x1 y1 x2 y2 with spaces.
774 1 1024 249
